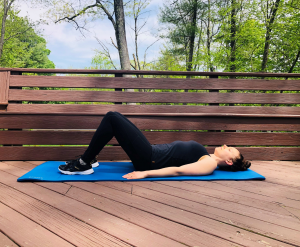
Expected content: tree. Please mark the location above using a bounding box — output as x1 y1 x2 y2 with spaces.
160 0 201 71
260 0 282 72
0 5 54 68
43 0 131 70
267 0 300 73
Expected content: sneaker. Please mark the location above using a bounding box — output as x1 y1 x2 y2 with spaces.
58 158 94 175
65 157 99 168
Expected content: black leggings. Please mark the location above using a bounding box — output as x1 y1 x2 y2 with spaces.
81 111 152 171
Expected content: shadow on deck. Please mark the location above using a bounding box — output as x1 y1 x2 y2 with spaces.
0 160 299 247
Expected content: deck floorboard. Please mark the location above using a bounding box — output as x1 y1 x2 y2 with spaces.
0 160 299 247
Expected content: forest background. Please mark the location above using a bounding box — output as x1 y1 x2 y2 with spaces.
0 0 300 74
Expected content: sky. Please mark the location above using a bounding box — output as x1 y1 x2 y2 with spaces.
18 0 166 69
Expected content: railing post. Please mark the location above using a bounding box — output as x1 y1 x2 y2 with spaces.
0 71 9 107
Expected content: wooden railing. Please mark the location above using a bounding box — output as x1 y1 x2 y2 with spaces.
0 68 299 161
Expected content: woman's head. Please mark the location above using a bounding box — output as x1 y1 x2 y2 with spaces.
214 144 251 171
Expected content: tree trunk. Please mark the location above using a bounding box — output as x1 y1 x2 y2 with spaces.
187 0 197 72
207 0 213 72
285 48 300 80
230 0 236 73
114 0 131 70
261 0 281 72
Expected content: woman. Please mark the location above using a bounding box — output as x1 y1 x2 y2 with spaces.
59 111 251 179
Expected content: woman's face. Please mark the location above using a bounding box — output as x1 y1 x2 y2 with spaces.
214 144 240 166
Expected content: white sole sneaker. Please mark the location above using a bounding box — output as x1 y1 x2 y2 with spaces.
91 161 99 168
58 167 94 175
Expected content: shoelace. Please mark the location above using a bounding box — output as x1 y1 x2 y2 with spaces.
64 159 78 169
66 155 82 165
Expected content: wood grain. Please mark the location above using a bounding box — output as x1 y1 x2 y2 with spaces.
10 75 300 90
1 161 293 247
0 201 73 247
100 181 299 246
0 231 18 247
1 115 299 131
0 170 187 247
0 71 9 105
4 67 300 77
6 104 300 117
2 160 300 246
8 89 300 104
0 181 132 247
0 146 299 160
1 130 300 146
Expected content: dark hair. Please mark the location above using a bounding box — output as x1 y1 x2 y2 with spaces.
219 153 251 171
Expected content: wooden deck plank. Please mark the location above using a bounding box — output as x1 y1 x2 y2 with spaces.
66 181 297 247
0 183 132 247
182 180 300 210
111 182 300 245
0 161 72 194
0 231 19 247
2 160 300 246
0 202 74 247
248 167 300 188
260 160 300 168
251 161 300 176
3 161 296 246
212 180 300 205
0 167 185 247
0 162 242 247
66 185 237 247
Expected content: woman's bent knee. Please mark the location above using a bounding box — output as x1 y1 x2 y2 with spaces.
105 111 119 117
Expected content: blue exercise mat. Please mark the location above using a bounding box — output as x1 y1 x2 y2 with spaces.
17 161 265 182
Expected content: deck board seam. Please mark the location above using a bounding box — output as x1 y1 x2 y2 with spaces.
64 181 300 247
61 182 248 246
1 161 300 246
0 180 136 247
129 181 299 217
0 169 191 247
96 182 300 246
0 199 77 247
0 229 21 247
100 181 300 232
59 182 243 247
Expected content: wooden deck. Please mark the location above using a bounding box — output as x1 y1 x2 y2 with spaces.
0 160 299 247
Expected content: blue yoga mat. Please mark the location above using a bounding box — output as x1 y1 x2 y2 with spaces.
17 161 265 182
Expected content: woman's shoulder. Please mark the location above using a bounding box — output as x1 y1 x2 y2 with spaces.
199 155 218 167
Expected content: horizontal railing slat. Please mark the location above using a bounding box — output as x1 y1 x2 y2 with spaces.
10 75 300 90
1 115 299 131
2 68 300 77
6 104 300 117
0 146 298 160
8 89 300 104
0 131 299 146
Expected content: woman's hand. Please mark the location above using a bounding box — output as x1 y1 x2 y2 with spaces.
122 171 147 180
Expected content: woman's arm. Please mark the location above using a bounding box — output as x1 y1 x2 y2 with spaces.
123 158 217 179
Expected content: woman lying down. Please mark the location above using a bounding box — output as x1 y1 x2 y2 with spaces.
58 111 251 179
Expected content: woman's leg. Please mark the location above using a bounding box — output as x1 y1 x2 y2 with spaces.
81 111 152 171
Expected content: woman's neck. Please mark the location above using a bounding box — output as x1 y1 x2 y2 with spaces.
209 154 223 166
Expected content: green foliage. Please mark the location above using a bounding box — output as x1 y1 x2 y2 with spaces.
157 0 300 73
0 7 55 68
